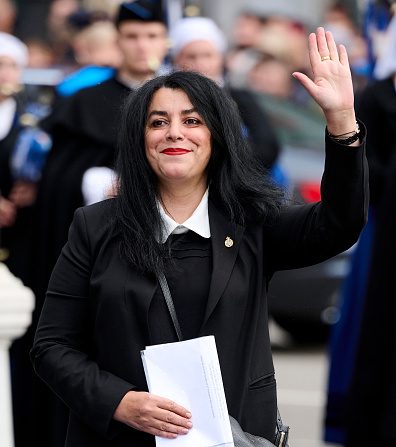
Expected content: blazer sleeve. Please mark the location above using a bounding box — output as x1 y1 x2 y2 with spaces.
267 125 369 272
30 207 134 439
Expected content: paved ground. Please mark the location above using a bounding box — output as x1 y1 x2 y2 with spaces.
270 321 340 447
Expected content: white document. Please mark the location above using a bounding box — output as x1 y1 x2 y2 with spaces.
141 335 235 447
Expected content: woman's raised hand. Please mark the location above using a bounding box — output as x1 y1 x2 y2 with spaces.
293 27 357 136
113 391 192 438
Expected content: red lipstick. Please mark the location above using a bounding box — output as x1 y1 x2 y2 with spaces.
161 148 191 155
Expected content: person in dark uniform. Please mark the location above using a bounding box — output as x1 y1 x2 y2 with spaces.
0 31 54 447
34 1 169 301
0 31 35 281
31 28 368 447
343 12 396 447
325 11 396 446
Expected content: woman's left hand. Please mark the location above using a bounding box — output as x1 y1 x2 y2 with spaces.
293 27 356 134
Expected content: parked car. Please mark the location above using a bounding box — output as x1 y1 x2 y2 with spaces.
253 92 355 341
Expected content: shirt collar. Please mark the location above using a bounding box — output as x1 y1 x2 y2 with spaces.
158 190 211 243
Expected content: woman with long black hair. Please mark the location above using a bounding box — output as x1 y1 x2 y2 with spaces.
31 28 368 447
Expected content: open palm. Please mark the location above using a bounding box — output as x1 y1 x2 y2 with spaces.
293 27 354 114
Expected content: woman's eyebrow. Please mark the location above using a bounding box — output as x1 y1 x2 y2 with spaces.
148 110 168 118
147 108 197 119
181 108 197 115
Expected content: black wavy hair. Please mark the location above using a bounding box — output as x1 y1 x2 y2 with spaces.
115 71 283 274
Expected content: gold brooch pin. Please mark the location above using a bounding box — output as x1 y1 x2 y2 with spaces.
225 236 234 248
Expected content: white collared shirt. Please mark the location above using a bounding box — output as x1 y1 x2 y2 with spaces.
158 190 211 243
0 97 16 140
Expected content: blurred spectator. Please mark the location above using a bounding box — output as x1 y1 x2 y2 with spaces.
0 31 53 447
324 7 396 446
46 0 80 67
26 38 56 69
226 8 310 91
226 9 267 88
345 151 396 447
362 0 393 78
72 20 121 67
373 1 396 81
233 10 266 49
0 0 16 33
255 15 309 74
248 54 293 99
82 0 123 17
0 31 50 279
56 19 122 96
344 10 396 445
322 2 369 92
169 16 280 171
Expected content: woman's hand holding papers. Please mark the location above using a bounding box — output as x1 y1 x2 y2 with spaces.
113 390 193 438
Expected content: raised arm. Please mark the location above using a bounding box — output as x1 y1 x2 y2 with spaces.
267 28 368 272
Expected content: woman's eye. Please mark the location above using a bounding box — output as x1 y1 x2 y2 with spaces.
185 118 199 125
151 120 166 127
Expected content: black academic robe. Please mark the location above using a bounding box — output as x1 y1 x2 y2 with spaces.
355 77 396 204
345 80 396 446
34 77 130 301
346 155 396 446
31 133 368 447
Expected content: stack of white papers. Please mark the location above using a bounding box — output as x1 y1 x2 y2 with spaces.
141 335 234 447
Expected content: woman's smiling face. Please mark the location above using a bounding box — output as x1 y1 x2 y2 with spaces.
145 87 212 188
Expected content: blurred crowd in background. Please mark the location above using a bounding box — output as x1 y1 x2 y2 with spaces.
1 0 396 446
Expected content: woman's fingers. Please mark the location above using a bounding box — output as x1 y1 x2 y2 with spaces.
326 30 339 62
113 391 192 438
316 27 330 59
338 43 349 66
308 31 321 67
151 411 192 435
139 401 193 438
159 397 192 419
309 27 340 68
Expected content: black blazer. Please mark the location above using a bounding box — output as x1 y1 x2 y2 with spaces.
31 135 368 447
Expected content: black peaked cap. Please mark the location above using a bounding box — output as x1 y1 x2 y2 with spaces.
116 0 166 26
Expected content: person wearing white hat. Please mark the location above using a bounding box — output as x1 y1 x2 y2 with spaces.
0 31 29 231
0 31 28 130
169 16 280 173
169 17 227 84
0 31 53 447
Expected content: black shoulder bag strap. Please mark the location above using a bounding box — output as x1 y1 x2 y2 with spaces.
157 272 289 447
157 272 183 341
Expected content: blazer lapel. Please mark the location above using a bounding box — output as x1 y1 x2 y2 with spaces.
202 201 245 327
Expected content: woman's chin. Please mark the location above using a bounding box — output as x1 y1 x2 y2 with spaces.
159 167 190 182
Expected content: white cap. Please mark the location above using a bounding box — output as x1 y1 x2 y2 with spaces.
169 17 227 58
0 32 28 68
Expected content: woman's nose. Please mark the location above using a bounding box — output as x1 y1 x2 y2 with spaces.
166 122 184 141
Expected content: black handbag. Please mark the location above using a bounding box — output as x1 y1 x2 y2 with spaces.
158 273 290 447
